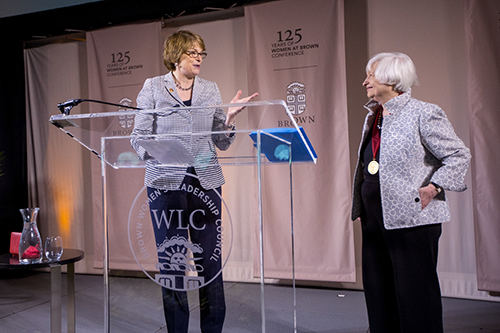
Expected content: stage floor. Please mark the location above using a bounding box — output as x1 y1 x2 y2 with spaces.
0 271 499 332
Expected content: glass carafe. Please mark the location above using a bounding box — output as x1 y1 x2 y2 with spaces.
19 208 42 264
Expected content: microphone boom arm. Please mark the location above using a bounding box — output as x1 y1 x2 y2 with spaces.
57 98 142 115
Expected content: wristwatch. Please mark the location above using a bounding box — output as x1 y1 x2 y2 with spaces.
224 122 236 131
224 122 236 137
430 182 442 194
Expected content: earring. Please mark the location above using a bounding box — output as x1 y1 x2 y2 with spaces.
174 62 178 67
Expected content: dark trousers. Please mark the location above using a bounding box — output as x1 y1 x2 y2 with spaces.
148 170 225 333
360 177 443 333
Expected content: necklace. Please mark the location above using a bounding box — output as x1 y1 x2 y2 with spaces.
172 73 194 91
175 81 193 91
368 107 383 175
376 107 383 130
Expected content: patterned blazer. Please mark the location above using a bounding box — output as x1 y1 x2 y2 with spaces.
130 72 234 191
351 90 471 230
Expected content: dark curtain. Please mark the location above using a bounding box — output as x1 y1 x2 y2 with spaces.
0 35 28 254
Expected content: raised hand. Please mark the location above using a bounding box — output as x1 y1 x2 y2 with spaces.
225 90 259 128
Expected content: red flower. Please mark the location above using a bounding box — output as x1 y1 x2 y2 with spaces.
21 246 41 259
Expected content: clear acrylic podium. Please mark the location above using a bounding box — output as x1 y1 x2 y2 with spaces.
49 100 317 333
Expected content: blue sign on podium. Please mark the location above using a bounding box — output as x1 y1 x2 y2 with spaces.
249 127 317 163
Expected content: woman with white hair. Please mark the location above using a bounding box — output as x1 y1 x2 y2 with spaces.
351 52 471 333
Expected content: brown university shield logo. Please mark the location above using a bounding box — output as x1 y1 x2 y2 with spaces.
286 82 306 115
118 97 135 129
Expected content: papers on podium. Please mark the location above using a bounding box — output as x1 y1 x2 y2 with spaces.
137 139 195 166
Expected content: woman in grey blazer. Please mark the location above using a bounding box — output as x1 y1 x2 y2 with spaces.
131 30 257 333
351 52 471 333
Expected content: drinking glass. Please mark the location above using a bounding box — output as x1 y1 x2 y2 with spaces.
45 236 63 261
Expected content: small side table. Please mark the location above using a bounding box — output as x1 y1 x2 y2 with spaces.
0 248 84 333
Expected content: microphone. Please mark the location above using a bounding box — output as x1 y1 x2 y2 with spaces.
57 98 142 115
57 99 82 115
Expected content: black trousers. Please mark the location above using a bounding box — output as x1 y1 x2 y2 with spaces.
148 169 225 333
360 177 443 333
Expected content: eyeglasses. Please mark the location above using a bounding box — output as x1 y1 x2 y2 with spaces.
185 50 208 59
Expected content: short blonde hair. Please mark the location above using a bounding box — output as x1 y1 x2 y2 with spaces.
366 52 419 93
163 30 206 71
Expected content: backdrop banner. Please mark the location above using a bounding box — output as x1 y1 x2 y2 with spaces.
245 0 355 282
25 42 88 271
86 21 162 270
465 0 500 293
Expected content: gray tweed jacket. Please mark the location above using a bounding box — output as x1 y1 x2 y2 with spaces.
130 72 234 191
351 90 471 229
